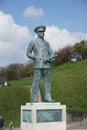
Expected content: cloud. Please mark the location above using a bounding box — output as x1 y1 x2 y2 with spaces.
0 11 87 67
0 11 32 66
23 6 44 18
45 25 87 51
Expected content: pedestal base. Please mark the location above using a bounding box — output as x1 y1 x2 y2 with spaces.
21 102 66 130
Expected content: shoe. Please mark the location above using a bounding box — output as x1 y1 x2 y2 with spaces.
45 99 54 103
32 101 38 103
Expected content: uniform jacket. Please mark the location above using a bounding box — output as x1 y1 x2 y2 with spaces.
26 37 55 69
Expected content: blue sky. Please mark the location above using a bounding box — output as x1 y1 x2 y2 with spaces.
0 0 87 66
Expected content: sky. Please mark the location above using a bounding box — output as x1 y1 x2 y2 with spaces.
0 0 87 67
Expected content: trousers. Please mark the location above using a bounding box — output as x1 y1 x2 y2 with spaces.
32 68 52 102
0 127 4 130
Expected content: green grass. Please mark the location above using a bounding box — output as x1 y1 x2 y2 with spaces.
0 77 32 127
0 59 87 127
51 59 87 115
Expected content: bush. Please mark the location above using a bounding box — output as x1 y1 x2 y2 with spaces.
53 46 73 66
74 40 87 58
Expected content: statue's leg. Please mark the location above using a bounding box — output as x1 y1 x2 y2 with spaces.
32 69 41 102
43 69 53 102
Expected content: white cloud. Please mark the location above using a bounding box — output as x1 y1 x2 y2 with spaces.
24 6 44 17
0 11 32 66
45 25 87 51
0 11 87 67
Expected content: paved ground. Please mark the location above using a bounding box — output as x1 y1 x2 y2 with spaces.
6 125 87 130
5 124 87 130
5 118 86 130
5 121 87 130
67 125 87 130
67 118 87 130
5 128 20 130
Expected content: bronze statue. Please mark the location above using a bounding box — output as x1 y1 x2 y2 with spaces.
26 25 56 102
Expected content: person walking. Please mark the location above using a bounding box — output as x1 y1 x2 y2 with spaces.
8 120 14 130
0 114 4 130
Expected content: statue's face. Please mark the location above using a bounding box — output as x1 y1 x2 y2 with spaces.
37 31 44 38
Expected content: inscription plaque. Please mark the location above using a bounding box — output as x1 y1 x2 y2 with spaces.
22 110 31 123
37 109 62 123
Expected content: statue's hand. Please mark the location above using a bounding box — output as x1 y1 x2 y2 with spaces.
34 57 41 61
44 54 57 63
43 59 51 64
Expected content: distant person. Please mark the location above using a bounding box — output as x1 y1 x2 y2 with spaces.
8 120 14 130
26 25 56 102
0 115 4 130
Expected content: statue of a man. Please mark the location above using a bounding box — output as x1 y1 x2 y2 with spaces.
26 25 55 103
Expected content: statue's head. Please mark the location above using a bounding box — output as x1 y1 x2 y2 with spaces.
34 25 46 33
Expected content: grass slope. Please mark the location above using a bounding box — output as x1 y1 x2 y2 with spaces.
51 59 87 115
0 59 87 127
0 77 32 127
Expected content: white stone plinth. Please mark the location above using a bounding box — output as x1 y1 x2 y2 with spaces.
21 102 66 130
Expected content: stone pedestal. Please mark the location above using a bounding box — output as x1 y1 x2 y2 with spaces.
21 102 66 130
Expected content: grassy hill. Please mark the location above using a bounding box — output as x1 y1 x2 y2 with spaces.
0 77 32 127
51 59 87 114
0 59 87 127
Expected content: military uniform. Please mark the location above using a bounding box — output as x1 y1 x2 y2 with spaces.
26 26 55 102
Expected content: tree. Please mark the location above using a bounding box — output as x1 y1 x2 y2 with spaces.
53 46 73 66
74 40 87 58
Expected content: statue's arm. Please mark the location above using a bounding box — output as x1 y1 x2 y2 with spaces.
47 42 56 62
26 41 35 60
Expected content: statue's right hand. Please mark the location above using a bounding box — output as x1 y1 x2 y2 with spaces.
35 57 41 61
